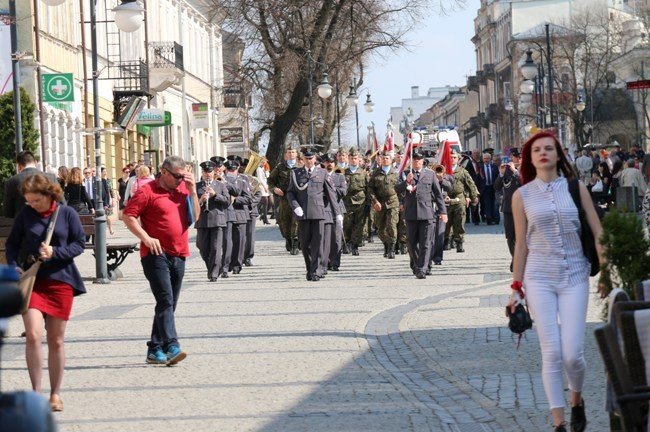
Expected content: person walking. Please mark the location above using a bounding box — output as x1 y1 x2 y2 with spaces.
268 146 302 254
64 167 94 215
256 159 272 225
444 150 478 253
368 151 400 259
122 156 200 366
494 147 522 271
509 131 603 432
3 151 57 217
287 147 341 282
343 148 368 256
429 164 454 267
5 173 87 412
394 150 447 279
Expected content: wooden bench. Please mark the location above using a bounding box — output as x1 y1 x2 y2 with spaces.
0 217 13 265
78 215 138 280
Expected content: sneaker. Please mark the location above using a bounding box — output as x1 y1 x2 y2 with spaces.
166 345 187 366
146 347 167 365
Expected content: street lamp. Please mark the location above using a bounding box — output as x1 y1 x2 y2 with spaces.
46 0 145 283
347 83 360 149
575 95 586 113
363 93 375 113
519 24 555 127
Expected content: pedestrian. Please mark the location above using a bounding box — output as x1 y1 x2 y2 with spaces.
321 153 347 272
100 167 115 235
82 167 96 210
478 152 499 225
64 167 94 215
494 147 522 271
122 156 200 366
287 146 341 281
117 165 131 218
3 150 57 217
394 150 447 279
368 151 400 258
256 159 272 225
224 156 252 274
5 173 86 412
510 131 603 432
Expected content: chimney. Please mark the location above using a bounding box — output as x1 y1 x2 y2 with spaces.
411 86 419 98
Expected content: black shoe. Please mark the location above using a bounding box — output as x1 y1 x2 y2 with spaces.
209 277 217 282
443 240 451 251
394 243 400 254
233 267 241 274
285 239 291 252
450 239 456 248
387 246 395 259
399 243 407 255
425 268 432 275
367 235 374 243
327 264 333 270
383 243 388 258
570 399 586 432
456 242 464 253
244 259 252 267
434 261 442 265
342 244 350 254
352 245 359 256
311 275 320 282
291 239 300 255
306 273 312 281
554 423 567 432
221 272 229 278
331 266 339 271
415 270 426 279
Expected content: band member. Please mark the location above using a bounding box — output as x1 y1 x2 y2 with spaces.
321 153 347 271
224 157 251 275
196 161 230 281
287 147 341 282
395 150 447 279
343 148 368 256
368 151 400 258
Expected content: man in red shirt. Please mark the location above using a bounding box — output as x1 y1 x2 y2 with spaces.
123 155 200 366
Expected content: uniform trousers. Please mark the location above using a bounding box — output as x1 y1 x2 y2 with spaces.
329 223 343 268
503 212 515 257
221 222 233 273
196 226 224 279
320 222 333 273
406 219 434 271
375 206 398 244
298 219 324 277
429 217 446 265
230 222 247 271
278 198 298 240
244 218 256 261
444 203 467 243
343 205 366 246
525 279 589 409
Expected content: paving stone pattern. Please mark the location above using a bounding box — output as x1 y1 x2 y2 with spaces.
1 220 610 431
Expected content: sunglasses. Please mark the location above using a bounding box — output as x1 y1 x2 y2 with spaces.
165 169 185 180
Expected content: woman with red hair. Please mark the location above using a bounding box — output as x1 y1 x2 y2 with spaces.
509 131 603 432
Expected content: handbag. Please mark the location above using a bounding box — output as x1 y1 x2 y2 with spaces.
18 206 60 314
568 178 600 277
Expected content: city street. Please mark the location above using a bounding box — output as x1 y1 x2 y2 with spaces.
2 220 610 431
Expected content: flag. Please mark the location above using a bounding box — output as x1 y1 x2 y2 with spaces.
382 128 394 157
373 126 379 153
438 140 453 175
397 133 414 173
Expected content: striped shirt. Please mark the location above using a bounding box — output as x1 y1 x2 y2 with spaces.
519 176 589 288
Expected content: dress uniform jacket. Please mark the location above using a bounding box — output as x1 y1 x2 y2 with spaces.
268 161 303 195
287 166 339 220
227 174 252 223
394 168 446 220
195 179 230 228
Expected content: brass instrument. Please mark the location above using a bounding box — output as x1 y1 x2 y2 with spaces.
334 166 345 174
434 164 445 175
244 150 265 177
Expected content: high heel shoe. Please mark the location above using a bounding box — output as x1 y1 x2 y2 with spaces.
50 394 63 412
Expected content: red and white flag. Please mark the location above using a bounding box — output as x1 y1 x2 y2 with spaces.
382 128 394 157
438 140 454 175
397 131 422 173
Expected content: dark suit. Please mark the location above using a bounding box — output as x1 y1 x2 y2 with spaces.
493 166 520 260
430 173 454 266
196 179 230 280
221 176 242 275
463 158 481 224
477 162 499 224
227 173 252 273
321 171 347 272
287 166 339 279
3 167 56 217
394 168 446 274
244 175 262 263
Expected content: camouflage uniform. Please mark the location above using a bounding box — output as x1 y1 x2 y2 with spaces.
368 166 400 247
343 166 368 252
268 160 303 251
444 165 478 248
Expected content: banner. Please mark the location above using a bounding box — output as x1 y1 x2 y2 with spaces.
220 127 243 143
0 16 13 95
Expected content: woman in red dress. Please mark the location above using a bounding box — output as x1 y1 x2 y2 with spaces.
5 173 86 412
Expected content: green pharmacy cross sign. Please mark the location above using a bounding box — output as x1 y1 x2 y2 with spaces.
43 73 74 102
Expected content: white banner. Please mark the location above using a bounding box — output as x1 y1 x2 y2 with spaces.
0 18 13 95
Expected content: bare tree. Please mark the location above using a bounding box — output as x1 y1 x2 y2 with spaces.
209 0 465 166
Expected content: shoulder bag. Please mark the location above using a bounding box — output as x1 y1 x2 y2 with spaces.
18 205 60 314
568 178 599 277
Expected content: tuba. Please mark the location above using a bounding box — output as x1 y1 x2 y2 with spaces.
244 150 265 177
434 164 446 175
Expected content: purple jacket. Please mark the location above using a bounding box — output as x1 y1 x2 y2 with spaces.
6 203 86 296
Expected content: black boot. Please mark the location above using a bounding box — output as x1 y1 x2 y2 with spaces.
352 245 359 256
383 243 388 257
285 239 291 252
291 239 300 255
394 243 400 255
570 399 586 432
387 244 396 259
456 242 464 253
367 233 374 243
450 238 456 249
400 243 407 255
554 424 567 432
342 243 350 254
443 239 451 251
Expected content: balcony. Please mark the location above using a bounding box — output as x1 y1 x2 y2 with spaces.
487 103 503 123
483 63 495 79
467 76 479 92
148 41 185 92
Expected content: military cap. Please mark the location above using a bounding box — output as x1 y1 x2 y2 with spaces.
302 146 318 158
450 148 459 156
510 147 521 158
348 148 359 157
225 158 241 170
210 156 226 167
378 150 391 157
412 150 425 159
200 161 215 172
322 153 336 163
336 147 349 155
484 147 495 155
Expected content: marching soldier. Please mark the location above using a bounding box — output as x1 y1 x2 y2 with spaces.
343 148 368 256
336 147 349 170
196 161 230 282
394 148 408 255
429 164 454 268
268 146 302 254
395 151 447 279
444 150 478 253
224 157 252 274
322 153 347 271
287 147 341 282
368 151 400 259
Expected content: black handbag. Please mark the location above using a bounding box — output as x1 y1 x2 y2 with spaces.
506 302 533 350
568 179 599 277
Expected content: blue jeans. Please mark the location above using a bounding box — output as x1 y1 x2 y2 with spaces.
141 253 186 351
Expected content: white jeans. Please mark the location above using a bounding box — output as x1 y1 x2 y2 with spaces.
526 280 589 409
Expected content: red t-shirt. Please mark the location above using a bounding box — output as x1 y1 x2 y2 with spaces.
123 179 191 258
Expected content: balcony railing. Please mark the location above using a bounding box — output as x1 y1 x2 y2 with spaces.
149 41 184 71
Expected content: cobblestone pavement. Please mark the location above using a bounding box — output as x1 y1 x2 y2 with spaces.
1 218 610 431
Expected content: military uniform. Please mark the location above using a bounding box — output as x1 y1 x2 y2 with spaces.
224 161 252 274
395 164 446 278
368 165 400 257
268 159 303 254
444 164 478 252
323 170 347 271
244 174 262 266
343 165 368 255
287 162 340 281
430 172 454 267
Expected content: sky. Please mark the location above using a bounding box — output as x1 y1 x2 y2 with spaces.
339 0 480 148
